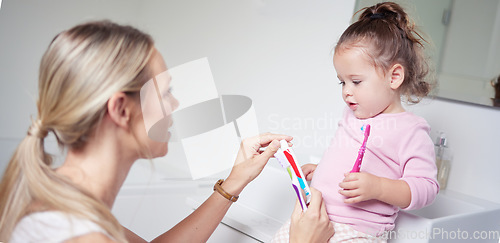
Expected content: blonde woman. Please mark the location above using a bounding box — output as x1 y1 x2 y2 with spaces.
0 21 334 242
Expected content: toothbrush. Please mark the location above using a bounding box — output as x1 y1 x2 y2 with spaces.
274 140 311 211
350 124 371 173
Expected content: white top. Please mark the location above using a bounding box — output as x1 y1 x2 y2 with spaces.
11 211 110 243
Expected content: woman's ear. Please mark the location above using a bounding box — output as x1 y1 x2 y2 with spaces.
389 64 405 90
107 92 132 129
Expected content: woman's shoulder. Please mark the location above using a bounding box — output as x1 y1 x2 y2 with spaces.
11 211 111 243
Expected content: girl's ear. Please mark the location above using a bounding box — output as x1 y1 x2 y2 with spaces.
107 92 132 129
389 63 405 90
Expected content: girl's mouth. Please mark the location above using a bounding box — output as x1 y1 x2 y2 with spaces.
348 102 358 110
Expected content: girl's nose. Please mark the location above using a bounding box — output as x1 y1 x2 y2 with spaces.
343 86 352 97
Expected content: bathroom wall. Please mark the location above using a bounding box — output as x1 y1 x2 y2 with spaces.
0 0 352 175
1 0 500 206
0 0 144 175
407 98 500 204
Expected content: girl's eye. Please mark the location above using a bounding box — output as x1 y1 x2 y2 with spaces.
353 80 362 85
338 80 345 86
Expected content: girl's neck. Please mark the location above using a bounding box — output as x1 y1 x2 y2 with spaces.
382 101 405 115
380 91 406 115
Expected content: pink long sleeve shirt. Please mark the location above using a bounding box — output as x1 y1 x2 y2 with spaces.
311 108 439 236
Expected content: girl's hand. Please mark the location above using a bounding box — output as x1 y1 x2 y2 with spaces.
290 187 334 243
338 172 382 204
224 133 293 195
301 164 317 181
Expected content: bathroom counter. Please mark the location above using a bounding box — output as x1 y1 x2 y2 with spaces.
113 163 292 242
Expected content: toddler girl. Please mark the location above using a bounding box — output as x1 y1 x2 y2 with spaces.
272 2 439 242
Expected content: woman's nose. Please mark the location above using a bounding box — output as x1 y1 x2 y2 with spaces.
171 95 180 111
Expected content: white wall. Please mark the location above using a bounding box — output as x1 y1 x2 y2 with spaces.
407 98 500 204
133 0 352 163
0 0 352 174
0 0 144 174
1 0 500 206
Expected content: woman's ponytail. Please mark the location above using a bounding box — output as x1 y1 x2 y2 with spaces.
0 120 52 239
0 20 155 242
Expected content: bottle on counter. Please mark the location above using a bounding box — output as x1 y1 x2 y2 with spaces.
435 132 452 190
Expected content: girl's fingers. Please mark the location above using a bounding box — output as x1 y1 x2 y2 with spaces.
339 181 357 190
344 196 361 204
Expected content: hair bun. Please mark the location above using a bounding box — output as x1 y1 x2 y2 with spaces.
361 2 409 27
369 13 385 19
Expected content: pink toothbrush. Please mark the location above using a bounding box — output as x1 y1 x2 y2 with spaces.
350 124 371 173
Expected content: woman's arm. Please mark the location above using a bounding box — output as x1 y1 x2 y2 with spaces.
150 181 243 242
124 227 147 243
126 187 336 243
126 133 291 243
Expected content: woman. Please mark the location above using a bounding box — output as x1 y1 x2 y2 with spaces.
0 21 333 242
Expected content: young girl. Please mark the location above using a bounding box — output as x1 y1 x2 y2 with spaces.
272 2 439 242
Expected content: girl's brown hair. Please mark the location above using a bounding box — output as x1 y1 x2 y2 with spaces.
336 1 434 103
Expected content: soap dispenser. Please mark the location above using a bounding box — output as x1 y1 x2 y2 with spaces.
435 132 452 190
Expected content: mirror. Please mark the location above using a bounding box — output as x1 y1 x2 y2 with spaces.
355 0 500 108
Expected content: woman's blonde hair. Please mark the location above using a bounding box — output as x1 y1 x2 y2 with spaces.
0 20 155 241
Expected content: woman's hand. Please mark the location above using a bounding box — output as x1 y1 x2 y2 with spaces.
149 133 293 243
290 187 334 243
223 133 293 196
301 164 317 181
